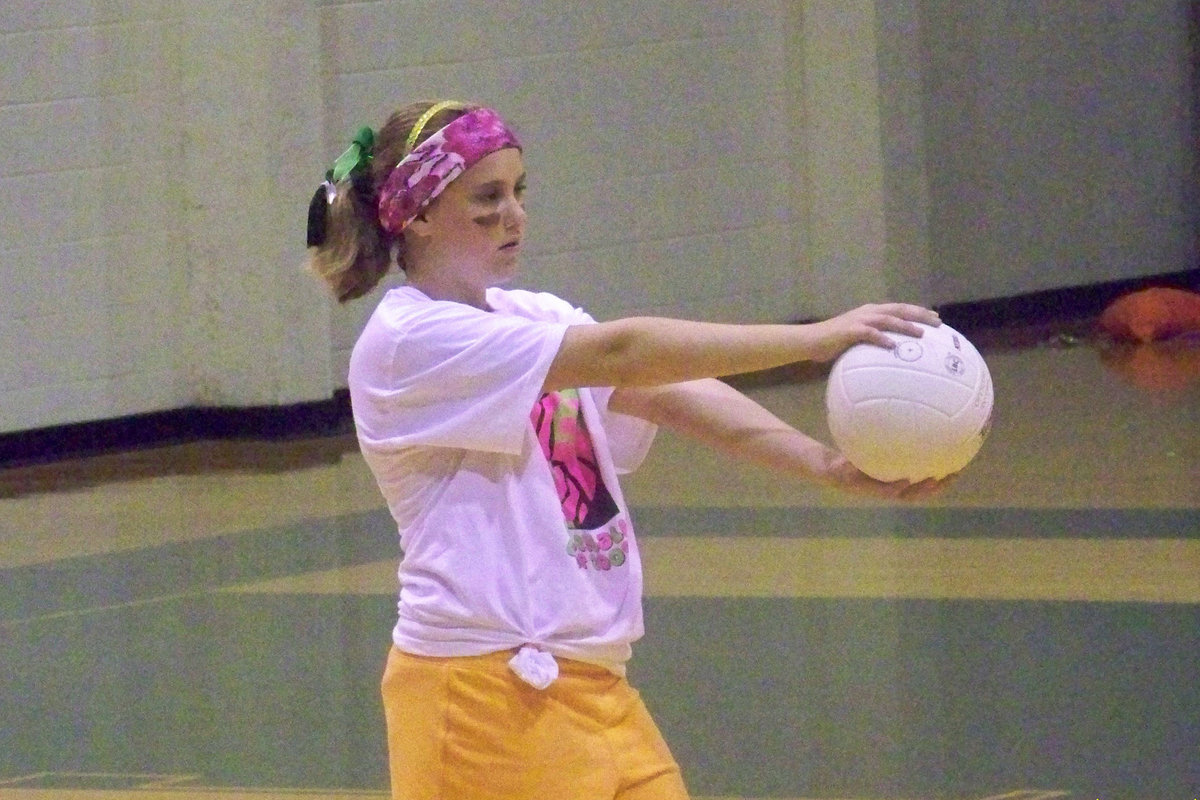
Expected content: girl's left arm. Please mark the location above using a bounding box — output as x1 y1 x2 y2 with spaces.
608 378 945 499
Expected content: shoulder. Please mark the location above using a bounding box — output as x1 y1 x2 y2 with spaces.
358 286 572 358
487 287 593 324
365 286 490 332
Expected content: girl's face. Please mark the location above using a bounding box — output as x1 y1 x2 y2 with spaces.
407 147 528 298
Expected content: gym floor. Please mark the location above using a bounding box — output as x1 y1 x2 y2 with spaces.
1 327 1197 800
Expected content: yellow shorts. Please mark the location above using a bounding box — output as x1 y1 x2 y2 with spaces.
381 647 690 800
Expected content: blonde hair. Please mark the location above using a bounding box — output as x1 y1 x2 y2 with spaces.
308 101 477 303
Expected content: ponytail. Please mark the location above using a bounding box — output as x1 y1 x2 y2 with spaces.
305 102 476 302
307 171 395 303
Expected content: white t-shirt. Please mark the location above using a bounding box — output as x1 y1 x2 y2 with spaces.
349 285 657 673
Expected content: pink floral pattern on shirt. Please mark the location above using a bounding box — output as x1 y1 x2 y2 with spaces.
565 520 630 571
530 389 619 532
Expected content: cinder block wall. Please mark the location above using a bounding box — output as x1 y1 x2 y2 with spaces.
319 1 813 382
2 4 187 431
1 1 1193 433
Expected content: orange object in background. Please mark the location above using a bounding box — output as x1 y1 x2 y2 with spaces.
1098 287 1200 392
1098 286 1200 343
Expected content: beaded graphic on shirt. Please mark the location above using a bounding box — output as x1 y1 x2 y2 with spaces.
530 390 629 570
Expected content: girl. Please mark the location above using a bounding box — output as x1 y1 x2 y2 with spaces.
307 100 943 800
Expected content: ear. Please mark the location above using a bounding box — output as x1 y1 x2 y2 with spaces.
405 211 432 237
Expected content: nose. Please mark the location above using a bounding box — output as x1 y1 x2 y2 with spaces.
501 194 526 231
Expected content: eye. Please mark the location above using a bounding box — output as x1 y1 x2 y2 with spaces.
476 181 526 204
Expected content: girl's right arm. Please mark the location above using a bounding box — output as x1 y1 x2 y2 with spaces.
542 303 940 393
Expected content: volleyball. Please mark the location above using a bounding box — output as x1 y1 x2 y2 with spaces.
825 322 994 482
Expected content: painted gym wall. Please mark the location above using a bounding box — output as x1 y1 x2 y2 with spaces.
0 1 1193 434
319 1 810 382
915 0 1196 304
0 3 334 433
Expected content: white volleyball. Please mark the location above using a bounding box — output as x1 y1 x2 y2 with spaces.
825 323 994 482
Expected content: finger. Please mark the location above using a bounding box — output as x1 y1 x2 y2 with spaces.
857 327 902 350
883 318 928 338
867 304 940 331
883 303 941 325
857 316 923 347
901 476 952 498
869 309 939 341
860 473 916 497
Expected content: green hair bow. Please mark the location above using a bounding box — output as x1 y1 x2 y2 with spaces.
327 125 375 182
307 126 376 248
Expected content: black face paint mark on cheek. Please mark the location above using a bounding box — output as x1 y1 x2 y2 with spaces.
473 212 502 228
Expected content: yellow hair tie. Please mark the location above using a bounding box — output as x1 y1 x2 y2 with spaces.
405 100 469 154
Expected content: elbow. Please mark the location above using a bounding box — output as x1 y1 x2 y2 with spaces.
588 319 651 388
548 318 647 392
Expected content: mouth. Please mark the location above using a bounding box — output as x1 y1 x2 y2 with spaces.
499 239 521 252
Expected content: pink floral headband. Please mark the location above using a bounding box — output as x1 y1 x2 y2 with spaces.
377 105 522 235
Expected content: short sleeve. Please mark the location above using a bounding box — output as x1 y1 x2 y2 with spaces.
350 293 568 455
590 386 658 474
486 287 594 326
488 288 657 471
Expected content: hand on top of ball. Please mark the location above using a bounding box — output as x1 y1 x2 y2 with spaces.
809 303 941 362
